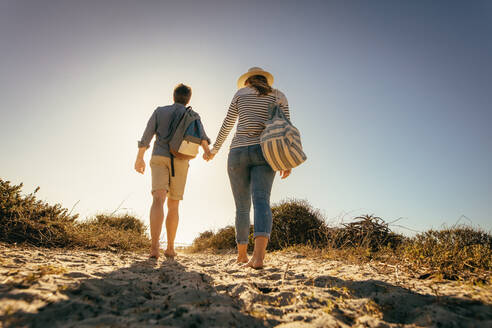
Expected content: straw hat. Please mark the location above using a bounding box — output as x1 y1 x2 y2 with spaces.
237 67 274 89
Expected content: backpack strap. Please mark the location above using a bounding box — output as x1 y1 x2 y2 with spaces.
174 106 192 130
169 106 191 177
170 154 175 177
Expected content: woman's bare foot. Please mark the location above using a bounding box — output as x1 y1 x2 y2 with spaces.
149 247 160 259
245 236 268 269
246 256 264 269
164 249 177 259
236 256 249 263
236 243 248 264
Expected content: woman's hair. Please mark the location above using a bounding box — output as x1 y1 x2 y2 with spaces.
245 75 273 96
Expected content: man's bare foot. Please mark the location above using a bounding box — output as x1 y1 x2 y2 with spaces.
245 257 264 269
236 256 249 263
149 247 160 259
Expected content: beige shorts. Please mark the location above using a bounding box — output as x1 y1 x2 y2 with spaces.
149 155 189 200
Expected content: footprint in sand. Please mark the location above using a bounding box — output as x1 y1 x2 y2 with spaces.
197 262 215 267
265 273 282 280
63 272 92 278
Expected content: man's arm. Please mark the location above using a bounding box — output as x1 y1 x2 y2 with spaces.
201 139 212 160
195 118 212 160
138 110 157 149
135 110 157 174
134 147 147 174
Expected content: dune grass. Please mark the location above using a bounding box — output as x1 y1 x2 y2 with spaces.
190 199 491 283
0 178 150 251
401 226 492 281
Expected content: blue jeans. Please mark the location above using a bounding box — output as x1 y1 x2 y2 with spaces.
227 144 276 244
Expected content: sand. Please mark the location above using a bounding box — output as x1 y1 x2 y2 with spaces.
1 243 491 328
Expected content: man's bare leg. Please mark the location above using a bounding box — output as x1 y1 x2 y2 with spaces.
165 199 180 257
237 244 249 263
149 189 166 258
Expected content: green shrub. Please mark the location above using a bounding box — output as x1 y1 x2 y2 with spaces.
209 226 237 250
189 230 215 252
269 199 329 250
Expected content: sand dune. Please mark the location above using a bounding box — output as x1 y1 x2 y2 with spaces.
1 243 491 327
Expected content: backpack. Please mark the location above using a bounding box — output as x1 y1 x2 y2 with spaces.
169 106 202 160
260 96 307 171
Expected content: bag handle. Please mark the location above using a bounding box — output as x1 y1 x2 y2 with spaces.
274 89 289 120
272 89 293 125
268 89 280 120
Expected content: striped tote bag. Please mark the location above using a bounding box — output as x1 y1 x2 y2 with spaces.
260 102 307 171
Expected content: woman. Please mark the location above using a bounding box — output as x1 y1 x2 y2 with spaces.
206 67 291 269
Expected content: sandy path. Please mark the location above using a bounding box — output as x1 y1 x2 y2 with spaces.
1 243 491 327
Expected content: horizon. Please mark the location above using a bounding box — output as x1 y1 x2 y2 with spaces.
1 0 491 245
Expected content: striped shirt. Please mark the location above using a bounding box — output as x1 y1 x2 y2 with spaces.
212 87 290 152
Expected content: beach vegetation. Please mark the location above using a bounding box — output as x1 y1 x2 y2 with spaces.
401 226 492 281
189 225 257 252
269 199 330 250
0 178 150 251
190 198 492 283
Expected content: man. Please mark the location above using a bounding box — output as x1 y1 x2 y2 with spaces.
135 84 211 259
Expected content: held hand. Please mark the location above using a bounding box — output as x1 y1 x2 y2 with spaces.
280 169 291 179
202 146 216 162
203 152 215 161
134 158 145 174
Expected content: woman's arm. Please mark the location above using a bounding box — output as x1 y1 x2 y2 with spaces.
278 91 290 121
211 96 239 154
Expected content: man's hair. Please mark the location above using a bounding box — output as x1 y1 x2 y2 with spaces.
173 83 192 105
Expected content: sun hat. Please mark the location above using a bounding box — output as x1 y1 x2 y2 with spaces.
237 67 274 89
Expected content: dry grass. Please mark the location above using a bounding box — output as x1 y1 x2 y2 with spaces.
189 199 492 283
0 178 150 251
0 179 78 247
327 215 404 251
401 226 492 281
71 214 151 251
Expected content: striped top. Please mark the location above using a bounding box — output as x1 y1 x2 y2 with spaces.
212 87 290 152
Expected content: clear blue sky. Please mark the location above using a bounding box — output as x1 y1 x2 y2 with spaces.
1 0 491 244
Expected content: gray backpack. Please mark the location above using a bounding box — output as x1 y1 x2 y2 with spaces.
168 106 201 160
